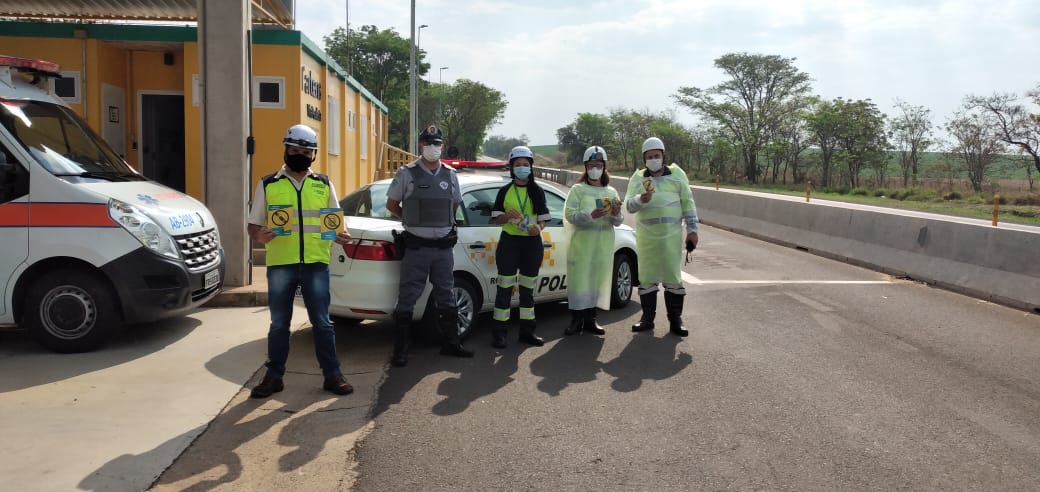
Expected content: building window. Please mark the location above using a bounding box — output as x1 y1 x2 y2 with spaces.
51 71 80 103
347 110 356 130
327 96 340 156
253 76 284 109
360 115 368 159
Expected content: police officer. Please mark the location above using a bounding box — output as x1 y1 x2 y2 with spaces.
624 137 699 337
490 145 550 348
247 124 354 398
386 125 475 366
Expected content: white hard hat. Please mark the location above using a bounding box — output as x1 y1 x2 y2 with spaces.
641 137 665 155
583 145 607 163
508 145 534 163
283 124 318 150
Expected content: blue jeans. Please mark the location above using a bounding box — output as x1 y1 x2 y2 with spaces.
265 263 341 380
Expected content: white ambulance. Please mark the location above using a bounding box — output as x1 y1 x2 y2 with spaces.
0 55 224 352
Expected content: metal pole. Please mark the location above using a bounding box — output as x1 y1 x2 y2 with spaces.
439 66 448 83
345 0 350 74
408 0 416 154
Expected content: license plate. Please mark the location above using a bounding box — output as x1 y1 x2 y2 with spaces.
204 269 220 289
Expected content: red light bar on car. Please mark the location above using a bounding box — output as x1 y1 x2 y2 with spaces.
0 55 61 74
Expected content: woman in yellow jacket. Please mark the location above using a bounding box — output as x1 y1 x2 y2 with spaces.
564 145 623 335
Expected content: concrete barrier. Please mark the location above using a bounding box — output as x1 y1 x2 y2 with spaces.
535 166 1040 313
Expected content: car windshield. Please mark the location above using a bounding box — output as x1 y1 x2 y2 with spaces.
0 97 141 180
340 182 395 219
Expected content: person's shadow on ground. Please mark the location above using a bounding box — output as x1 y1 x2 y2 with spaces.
529 331 606 396
432 341 520 416
601 331 692 392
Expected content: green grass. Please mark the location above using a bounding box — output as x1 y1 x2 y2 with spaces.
528 144 561 157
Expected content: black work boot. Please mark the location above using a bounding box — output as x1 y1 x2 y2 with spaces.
391 311 412 367
584 308 606 335
518 319 545 346
664 292 689 337
250 376 284 399
631 292 657 332
564 309 583 336
491 319 508 349
439 308 475 358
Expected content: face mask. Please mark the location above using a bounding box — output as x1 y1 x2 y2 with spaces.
513 166 532 179
586 167 604 181
645 158 664 172
285 152 312 172
423 145 442 162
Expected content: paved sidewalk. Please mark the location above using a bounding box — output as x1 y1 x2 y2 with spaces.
205 266 269 307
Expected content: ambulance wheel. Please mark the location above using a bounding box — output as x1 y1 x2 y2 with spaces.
24 269 121 353
420 275 480 343
610 252 634 308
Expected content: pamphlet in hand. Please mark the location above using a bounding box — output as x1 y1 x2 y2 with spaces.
267 205 294 236
642 178 655 194
319 207 344 240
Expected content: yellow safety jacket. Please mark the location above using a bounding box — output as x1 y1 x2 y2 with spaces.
263 173 333 266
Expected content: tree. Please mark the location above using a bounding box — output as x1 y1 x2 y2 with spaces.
483 134 529 159
674 53 813 183
324 25 429 149
428 79 507 161
608 108 649 170
967 89 1040 177
834 99 888 188
946 108 1006 192
889 99 934 187
555 113 613 164
805 99 842 187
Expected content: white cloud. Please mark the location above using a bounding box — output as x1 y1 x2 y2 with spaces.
296 0 1040 145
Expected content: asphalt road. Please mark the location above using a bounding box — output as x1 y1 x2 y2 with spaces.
349 178 1040 490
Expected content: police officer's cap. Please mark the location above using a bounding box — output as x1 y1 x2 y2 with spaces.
419 125 444 144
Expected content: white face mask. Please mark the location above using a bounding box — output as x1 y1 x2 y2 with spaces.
645 158 664 172
586 167 604 181
423 145 442 162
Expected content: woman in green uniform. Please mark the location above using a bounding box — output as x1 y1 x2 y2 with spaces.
564 145 623 335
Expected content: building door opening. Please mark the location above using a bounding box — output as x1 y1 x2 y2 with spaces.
140 93 185 192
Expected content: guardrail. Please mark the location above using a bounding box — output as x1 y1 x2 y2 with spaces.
377 143 416 180
533 166 1040 313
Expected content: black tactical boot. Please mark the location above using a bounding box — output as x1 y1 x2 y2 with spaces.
631 292 657 332
564 309 583 336
491 319 508 349
664 292 689 337
391 311 412 367
438 308 475 358
583 308 606 335
518 319 545 346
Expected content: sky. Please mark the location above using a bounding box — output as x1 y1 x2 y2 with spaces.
294 0 1040 146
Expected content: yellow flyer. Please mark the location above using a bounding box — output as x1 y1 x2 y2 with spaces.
320 207 344 240
642 177 655 193
267 205 293 236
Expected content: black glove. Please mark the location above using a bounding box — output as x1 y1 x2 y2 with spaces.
684 239 696 265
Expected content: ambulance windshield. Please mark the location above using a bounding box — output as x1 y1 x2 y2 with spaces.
0 97 143 181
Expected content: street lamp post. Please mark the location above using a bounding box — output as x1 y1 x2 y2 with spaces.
439 66 449 83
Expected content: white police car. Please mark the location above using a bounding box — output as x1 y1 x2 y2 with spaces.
329 173 637 340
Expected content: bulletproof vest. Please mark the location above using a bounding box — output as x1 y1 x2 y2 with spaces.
402 164 454 228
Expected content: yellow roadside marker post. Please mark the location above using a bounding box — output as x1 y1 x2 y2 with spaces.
806 179 812 203
992 194 1000 227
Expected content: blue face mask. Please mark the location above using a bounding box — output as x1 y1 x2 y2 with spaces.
513 166 532 179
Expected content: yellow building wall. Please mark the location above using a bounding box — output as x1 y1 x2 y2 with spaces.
0 36 86 117
1 28 389 203
250 44 299 189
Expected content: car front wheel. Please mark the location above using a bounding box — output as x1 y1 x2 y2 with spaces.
610 252 634 308
24 269 121 353
420 275 481 343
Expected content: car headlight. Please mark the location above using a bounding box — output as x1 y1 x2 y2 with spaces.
109 199 181 260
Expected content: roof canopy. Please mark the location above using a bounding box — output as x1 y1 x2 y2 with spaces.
0 0 293 27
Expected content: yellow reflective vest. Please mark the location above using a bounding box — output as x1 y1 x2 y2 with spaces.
263 173 333 266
